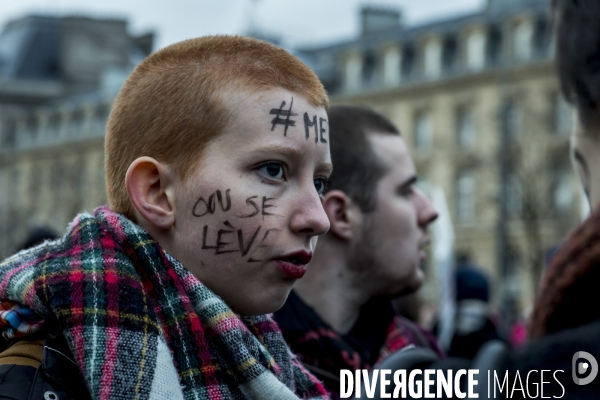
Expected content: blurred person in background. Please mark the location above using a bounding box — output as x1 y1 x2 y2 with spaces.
528 0 600 338
273 105 443 398
403 2 600 397
479 2 600 396
16 226 58 251
0 36 332 399
508 0 600 394
447 255 504 360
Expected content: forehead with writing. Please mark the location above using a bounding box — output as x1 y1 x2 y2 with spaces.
222 87 330 148
268 97 329 145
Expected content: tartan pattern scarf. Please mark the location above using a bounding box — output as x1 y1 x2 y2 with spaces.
0 206 328 400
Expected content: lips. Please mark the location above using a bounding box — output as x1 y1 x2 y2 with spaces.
274 250 312 279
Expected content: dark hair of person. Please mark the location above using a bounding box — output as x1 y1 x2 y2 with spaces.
17 227 58 251
326 105 399 212
553 0 600 128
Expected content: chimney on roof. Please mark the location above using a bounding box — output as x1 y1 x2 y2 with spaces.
361 6 402 37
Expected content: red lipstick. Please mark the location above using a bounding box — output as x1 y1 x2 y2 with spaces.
275 250 312 279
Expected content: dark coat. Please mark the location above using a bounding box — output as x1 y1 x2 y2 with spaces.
0 331 90 400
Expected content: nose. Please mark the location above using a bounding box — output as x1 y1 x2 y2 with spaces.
415 188 439 228
289 185 330 237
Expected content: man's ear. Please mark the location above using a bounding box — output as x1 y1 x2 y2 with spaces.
321 190 362 241
125 157 176 230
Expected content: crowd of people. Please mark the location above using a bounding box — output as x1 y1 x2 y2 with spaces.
0 0 598 398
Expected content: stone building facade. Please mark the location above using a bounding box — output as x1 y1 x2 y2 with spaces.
300 0 582 311
0 15 153 257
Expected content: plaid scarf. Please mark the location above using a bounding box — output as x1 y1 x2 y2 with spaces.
0 206 328 400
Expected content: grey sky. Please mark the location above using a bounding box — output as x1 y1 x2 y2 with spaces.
0 0 484 49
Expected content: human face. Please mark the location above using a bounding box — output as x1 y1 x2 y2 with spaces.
351 134 438 297
171 88 332 315
572 117 600 211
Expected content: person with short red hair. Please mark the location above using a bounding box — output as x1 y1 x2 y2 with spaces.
0 35 332 399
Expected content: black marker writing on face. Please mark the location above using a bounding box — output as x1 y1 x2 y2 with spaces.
238 196 260 218
262 197 275 216
319 118 328 143
304 113 318 142
238 226 261 256
215 224 237 255
246 228 281 263
237 195 278 218
269 98 297 136
303 112 328 144
192 189 231 217
201 220 262 257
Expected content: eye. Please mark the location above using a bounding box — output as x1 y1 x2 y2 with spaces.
314 177 328 196
258 162 285 181
399 185 414 197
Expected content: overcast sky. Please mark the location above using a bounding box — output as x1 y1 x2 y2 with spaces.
0 0 485 50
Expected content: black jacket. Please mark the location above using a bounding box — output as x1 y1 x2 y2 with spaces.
0 332 90 400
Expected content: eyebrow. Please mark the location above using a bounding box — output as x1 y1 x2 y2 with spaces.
319 163 334 175
398 175 418 190
252 144 305 159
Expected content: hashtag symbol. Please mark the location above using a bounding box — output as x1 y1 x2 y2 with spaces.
269 97 297 136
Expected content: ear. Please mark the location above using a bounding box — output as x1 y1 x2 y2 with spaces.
321 190 362 241
125 157 175 230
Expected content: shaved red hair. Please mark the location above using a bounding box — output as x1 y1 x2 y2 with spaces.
105 35 328 220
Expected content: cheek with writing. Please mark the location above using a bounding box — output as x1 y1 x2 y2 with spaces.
192 190 281 261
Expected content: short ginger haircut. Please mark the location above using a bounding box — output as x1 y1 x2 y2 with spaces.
105 35 329 220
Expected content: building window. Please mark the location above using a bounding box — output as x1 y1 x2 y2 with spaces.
503 101 521 142
507 172 522 217
424 39 442 79
513 20 533 61
402 45 416 80
383 47 401 86
466 30 486 71
456 170 475 221
487 26 502 66
533 17 550 56
442 36 458 74
1 120 16 147
94 103 110 134
68 108 86 137
457 106 476 148
344 53 362 91
553 94 572 136
414 111 432 150
46 112 61 139
362 51 376 87
17 115 38 146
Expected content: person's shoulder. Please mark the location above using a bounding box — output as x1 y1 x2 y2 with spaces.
0 332 91 400
393 315 445 357
0 337 43 400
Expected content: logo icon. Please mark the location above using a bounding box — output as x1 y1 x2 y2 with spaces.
572 351 598 385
